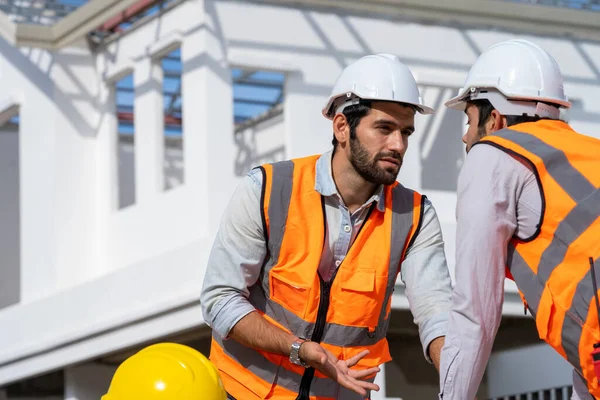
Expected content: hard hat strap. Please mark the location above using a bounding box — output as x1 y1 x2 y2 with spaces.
333 93 364 116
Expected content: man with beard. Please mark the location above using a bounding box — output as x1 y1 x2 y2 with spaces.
438 39 600 400
201 54 453 400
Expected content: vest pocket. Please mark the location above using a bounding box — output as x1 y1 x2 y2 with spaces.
217 366 276 399
337 268 382 328
269 271 309 317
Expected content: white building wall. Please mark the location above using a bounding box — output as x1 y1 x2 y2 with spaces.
50 41 103 293
116 112 285 208
487 343 574 398
0 41 58 303
0 0 599 394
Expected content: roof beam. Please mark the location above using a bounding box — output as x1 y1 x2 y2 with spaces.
2 0 600 50
52 0 141 48
5 0 142 50
98 0 158 33
250 0 600 42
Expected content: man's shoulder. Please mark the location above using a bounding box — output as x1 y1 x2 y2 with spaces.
470 140 536 174
388 183 431 217
390 181 423 199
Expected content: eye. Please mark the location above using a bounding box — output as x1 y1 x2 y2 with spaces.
402 130 413 137
378 125 392 133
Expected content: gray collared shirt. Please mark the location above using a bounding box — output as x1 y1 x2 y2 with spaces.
438 140 591 400
201 150 452 362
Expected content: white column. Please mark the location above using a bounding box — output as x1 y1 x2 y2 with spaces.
64 364 116 400
19 93 57 302
94 58 118 275
371 363 388 400
181 0 234 235
283 72 331 159
134 57 165 203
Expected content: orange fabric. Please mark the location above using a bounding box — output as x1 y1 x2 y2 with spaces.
210 338 274 400
212 154 422 399
479 120 600 398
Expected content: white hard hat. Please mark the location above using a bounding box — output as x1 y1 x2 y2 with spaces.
322 53 434 120
445 39 571 119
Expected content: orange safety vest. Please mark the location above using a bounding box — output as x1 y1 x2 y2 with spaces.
475 120 600 398
209 154 424 400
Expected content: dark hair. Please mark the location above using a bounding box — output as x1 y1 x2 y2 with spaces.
330 101 421 151
467 99 555 127
466 99 495 128
506 114 549 127
331 101 372 148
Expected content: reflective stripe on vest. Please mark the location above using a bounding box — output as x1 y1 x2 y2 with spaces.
210 154 423 399
475 121 600 396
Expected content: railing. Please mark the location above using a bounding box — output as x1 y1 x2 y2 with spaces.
489 385 574 400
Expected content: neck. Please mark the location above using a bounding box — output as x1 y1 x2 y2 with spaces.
331 149 378 212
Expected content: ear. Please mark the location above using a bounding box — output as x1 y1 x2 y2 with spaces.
333 113 349 145
489 109 506 132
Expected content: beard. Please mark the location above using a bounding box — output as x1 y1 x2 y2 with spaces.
349 136 402 186
467 125 489 154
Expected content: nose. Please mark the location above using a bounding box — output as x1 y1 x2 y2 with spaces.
388 130 407 154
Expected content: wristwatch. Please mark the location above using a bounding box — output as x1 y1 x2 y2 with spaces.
289 338 310 367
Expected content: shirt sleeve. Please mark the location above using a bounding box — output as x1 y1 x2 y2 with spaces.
438 143 528 400
400 197 453 362
200 169 267 339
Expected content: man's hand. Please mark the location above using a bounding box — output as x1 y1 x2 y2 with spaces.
428 336 445 372
299 341 380 396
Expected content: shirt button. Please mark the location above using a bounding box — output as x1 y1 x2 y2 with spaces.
343 225 351 233
335 260 341 267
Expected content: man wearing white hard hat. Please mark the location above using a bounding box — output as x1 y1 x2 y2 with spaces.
201 53 453 399
438 39 600 400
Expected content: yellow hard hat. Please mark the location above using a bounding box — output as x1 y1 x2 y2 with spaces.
101 342 226 400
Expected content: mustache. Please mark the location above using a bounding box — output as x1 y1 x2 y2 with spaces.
375 152 403 163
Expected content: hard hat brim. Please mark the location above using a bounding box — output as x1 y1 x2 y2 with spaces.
322 93 435 120
444 86 572 112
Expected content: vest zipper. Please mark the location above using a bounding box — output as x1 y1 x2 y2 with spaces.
296 273 333 400
295 198 375 399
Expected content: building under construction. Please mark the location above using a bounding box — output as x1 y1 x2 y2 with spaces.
0 0 599 398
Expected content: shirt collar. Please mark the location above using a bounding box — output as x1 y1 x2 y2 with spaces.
314 150 386 212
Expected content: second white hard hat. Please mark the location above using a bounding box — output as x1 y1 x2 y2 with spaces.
322 53 435 120
445 39 571 117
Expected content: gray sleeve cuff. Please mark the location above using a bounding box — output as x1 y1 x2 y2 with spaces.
209 294 256 339
420 311 449 363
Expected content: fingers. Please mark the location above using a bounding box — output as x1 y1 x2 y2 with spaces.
345 350 370 367
337 376 367 396
304 344 381 397
349 366 380 379
338 376 380 396
354 380 380 392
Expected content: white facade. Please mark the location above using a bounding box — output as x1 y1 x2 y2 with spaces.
0 0 599 398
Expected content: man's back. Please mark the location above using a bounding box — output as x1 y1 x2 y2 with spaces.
439 119 600 400
480 120 600 397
